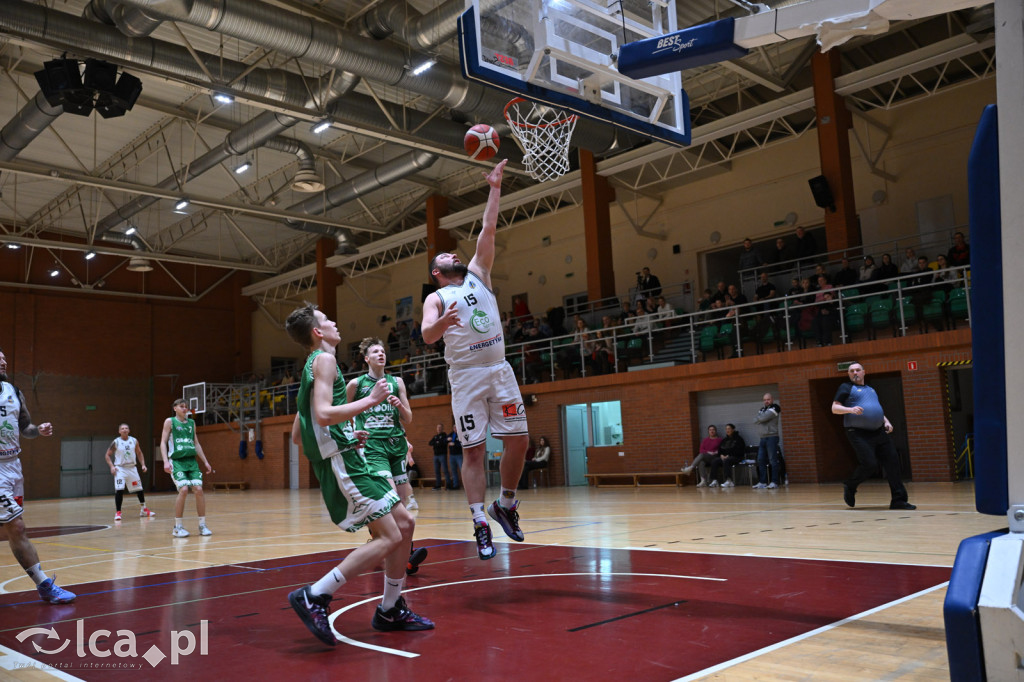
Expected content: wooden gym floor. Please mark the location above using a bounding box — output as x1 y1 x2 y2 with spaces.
0 482 1001 681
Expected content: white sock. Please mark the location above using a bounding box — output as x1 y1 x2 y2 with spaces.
381 576 405 611
26 563 48 586
198 516 206 526
175 517 184 528
311 567 345 598
499 488 517 509
469 502 486 524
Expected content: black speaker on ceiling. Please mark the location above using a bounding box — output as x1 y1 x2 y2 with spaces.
95 72 143 119
35 58 93 116
808 175 836 212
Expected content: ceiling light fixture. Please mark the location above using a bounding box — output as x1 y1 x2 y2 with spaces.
84 250 97 260
234 160 252 174
127 257 154 272
49 267 60 277
174 198 190 211
411 59 436 76
213 93 234 104
311 119 331 134
124 225 137 236
6 243 20 250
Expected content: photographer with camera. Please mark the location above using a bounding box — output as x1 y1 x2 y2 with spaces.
636 267 662 304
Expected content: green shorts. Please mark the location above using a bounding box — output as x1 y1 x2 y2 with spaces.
311 448 399 532
363 437 410 486
171 458 202 489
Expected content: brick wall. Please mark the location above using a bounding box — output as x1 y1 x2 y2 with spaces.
1 280 251 499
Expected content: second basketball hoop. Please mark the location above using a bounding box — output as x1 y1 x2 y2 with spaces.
503 98 578 182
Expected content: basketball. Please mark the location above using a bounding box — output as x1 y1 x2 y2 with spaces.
464 124 500 161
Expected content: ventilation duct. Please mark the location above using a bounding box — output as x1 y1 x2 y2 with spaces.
127 257 154 272
0 91 63 162
263 137 324 193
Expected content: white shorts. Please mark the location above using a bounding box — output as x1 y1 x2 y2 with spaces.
114 466 143 493
0 458 25 524
448 361 528 447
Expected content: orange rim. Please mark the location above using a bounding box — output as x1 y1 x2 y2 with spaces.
503 97 578 130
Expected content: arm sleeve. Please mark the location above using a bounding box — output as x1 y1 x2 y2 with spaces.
833 383 852 405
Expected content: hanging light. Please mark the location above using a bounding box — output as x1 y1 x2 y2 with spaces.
49 267 60 277
213 92 234 104
234 160 252 174
174 198 190 211
311 119 331 134
84 250 97 260
124 225 137 236
6 243 20 250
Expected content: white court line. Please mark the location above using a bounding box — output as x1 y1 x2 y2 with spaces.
329 571 726 658
670 581 950 681
0 643 85 681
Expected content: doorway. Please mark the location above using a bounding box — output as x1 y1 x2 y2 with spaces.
562 403 591 486
60 437 115 498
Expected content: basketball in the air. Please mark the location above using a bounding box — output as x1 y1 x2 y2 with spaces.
464 124 500 161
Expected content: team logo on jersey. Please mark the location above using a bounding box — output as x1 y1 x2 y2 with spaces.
470 309 494 334
0 422 14 433
501 403 526 420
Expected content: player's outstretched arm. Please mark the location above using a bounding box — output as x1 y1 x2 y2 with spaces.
468 158 507 285
312 353 389 426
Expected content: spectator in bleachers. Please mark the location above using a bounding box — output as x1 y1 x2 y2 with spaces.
900 247 918 273
947 231 970 268
858 255 876 283
738 238 764 273
910 255 937 334
636 267 662 304
618 300 634 325
644 297 658 315
933 254 957 293
522 325 548 384
711 280 729 304
708 423 746 487
512 295 532 325
697 289 714 314
632 302 653 335
872 253 898 282
754 272 776 304
537 316 553 338
812 275 836 347
795 277 817 339
768 237 791 271
656 296 674 319
812 263 828 290
681 425 722 488
727 284 747 307
793 226 818 259
833 258 858 287
786 277 802 296
590 338 614 375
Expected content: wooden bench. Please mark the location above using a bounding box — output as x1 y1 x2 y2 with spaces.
414 477 438 489
584 472 687 488
208 481 249 491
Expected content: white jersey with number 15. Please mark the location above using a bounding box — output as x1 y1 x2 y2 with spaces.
435 271 504 368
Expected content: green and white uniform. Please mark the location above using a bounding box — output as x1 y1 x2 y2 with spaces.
167 417 203 489
297 350 398 532
352 373 409 485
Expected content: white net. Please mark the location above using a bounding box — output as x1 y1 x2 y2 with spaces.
503 98 579 182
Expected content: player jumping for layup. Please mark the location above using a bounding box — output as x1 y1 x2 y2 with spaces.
421 158 530 559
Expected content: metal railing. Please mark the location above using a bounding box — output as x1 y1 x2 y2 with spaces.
231 268 971 410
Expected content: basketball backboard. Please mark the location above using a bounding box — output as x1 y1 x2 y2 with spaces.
183 382 206 414
458 0 691 146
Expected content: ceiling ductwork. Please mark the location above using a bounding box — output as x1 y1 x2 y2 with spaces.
0 90 63 164
284 149 439 243
263 137 325 193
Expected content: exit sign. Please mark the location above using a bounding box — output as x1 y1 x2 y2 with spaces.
907 361 918 371
837 361 853 372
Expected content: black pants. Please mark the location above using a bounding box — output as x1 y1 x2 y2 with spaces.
433 454 451 488
709 455 743 483
519 461 548 488
843 426 909 503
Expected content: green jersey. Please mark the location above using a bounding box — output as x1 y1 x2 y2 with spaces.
167 417 197 460
352 373 404 440
297 350 359 463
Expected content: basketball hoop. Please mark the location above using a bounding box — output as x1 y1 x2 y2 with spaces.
503 98 578 182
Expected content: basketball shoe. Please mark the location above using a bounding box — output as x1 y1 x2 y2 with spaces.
406 547 428 575
114 511 122 521
371 597 434 632
37 576 76 604
140 507 156 517
487 500 524 542
198 524 213 536
288 586 336 646
172 526 190 537
474 521 495 560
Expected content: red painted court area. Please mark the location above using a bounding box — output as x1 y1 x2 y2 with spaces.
1 540 950 680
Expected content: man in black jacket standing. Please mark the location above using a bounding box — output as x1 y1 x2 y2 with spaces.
428 423 451 491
